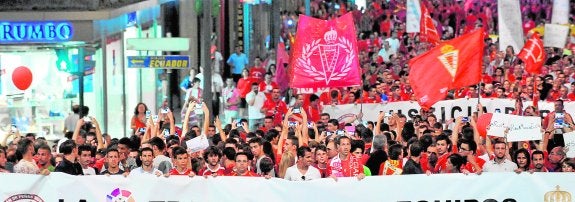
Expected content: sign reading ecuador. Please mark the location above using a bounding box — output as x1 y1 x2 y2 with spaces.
127 55 190 69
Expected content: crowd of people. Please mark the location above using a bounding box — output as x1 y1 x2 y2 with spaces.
1 0 575 181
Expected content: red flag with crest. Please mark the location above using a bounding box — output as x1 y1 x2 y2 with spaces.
419 3 440 45
289 13 361 89
517 33 545 74
409 29 484 109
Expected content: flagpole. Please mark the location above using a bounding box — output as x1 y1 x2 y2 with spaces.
477 81 482 105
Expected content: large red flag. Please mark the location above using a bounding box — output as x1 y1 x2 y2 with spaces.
517 33 545 74
289 13 361 89
409 29 485 109
419 3 440 45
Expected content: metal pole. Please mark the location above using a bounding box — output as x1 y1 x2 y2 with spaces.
270 0 280 49
78 47 85 118
202 0 213 120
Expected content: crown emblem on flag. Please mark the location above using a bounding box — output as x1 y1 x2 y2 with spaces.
437 44 459 80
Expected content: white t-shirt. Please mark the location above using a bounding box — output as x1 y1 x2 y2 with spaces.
129 167 162 176
246 91 266 119
83 167 97 175
283 165 322 181
213 51 223 72
483 159 518 172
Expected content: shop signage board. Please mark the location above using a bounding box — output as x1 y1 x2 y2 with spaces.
127 55 190 69
0 21 73 43
126 38 190 51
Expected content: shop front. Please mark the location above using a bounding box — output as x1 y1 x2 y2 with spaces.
0 2 166 141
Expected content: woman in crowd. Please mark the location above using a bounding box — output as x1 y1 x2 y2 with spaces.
513 148 531 173
131 103 149 135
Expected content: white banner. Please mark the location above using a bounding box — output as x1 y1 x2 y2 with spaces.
564 131 575 158
406 0 421 33
551 0 570 25
1 173 574 201
322 98 566 123
497 0 524 51
544 24 570 48
487 113 542 141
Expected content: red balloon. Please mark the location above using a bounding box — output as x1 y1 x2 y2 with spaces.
12 66 33 90
476 113 493 138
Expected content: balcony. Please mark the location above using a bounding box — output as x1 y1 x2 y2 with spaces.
0 0 146 11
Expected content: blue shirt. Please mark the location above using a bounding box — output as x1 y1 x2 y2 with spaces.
227 53 249 74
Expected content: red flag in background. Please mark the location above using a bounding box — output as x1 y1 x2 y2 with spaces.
288 13 361 89
419 3 440 45
409 29 485 109
275 42 290 92
517 33 545 74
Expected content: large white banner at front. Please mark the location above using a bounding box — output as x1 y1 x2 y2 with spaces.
551 0 570 25
544 24 570 48
323 98 566 123
406 0 421 33
0 173 573 201
497 0 524 51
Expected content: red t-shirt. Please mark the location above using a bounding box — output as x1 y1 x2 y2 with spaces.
226 170 258 177
249 67 266 81
314 164 328 178
199 166 226 176
363 96 382 104
327 154 364 177
237 77 258 98
258 81 279 100
261 99 288 125
169 168 194 175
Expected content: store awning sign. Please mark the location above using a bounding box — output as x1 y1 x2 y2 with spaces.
0 21 73 43
127 55 190 69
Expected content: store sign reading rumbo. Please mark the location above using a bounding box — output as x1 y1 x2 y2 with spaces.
0 21 73 43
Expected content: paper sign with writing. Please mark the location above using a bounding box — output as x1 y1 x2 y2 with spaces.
563 131 575 158
185 135 209 153
487 113 542 141
487 113 507 137
505 116 542 142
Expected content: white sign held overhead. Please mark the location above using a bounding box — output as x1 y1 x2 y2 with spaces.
497 0 524 51
185 135 209 153
406 0 421 33
564 131 575 158
543 24 570 48
505 115 542 142
551 0 570 25
487 113 507 138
